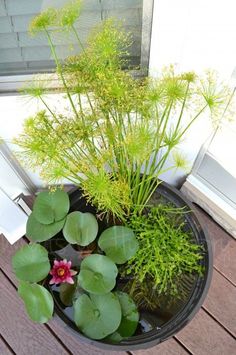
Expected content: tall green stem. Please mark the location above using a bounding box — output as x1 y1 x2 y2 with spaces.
180 104 208 137
175 82 190 133
44 28 79 120
134 101 173 208
71 25 86 53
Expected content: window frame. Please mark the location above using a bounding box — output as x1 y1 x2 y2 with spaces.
189 121 236 209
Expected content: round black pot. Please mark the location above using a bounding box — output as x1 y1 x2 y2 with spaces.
46 181 213 351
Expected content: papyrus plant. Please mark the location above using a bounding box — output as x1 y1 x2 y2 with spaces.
14 0 235 221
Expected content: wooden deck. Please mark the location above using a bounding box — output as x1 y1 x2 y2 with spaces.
0 204 236 355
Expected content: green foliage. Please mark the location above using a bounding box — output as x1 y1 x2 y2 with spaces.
29 8 57 34
63 211 98 245
78 254 118 294
73 228 140 339
172 150 189 171
98 226 139 264
33 190 69 224
26 212 66 242
87 18 132 69
122 204 203 296
59 280 78 306
11 183 140 338
74 292 122 340
26 189 69 242
124 124 154 164
58 0 82 27
20 75 50 99
13 2 212 335
73 228 140 340
12 244 50 282
81 170 132 222
107 291 139 342
29 0 82 35
18 281 54 323
15 2 235 221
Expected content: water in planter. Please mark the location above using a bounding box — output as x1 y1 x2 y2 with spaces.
48 241 198 340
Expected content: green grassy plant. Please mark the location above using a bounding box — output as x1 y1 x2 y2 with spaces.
122 204 203 298
14 0 235 221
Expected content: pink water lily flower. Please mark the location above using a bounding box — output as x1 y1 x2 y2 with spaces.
49 259 77 285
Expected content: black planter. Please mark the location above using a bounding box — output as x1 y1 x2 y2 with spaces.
46 181 213 351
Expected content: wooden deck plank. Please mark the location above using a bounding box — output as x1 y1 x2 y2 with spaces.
203 269 236 337
0 237 125 355
131 337 189 355
0 270 69 355
195 207 236 285
0 336 13 355
0 237 27 284
176 309 236 355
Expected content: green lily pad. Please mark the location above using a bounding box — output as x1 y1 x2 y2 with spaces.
26 212 66 242
63 211 98 246
78 254 118 294
33 190 70 225
12 243 50 282
98 226 139 264
59 280 77 307
107 291 139 342
18 280 53 323
74 292 121 339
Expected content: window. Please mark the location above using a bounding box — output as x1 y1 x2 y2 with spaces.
0 0 153 92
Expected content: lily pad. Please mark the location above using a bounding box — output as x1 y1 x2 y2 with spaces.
12 243 50 282
98 226 139 264
107 291 139 342
78 254 118 294
63 211 98 246
59 280 77 307
33 190 70 225
74 292 121 339
26 212 66 242
18 280 53 323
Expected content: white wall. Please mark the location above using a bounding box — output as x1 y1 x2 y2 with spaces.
149 0 236 185
150 0 236 78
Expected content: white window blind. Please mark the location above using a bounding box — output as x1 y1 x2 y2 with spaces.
0 0 144 76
